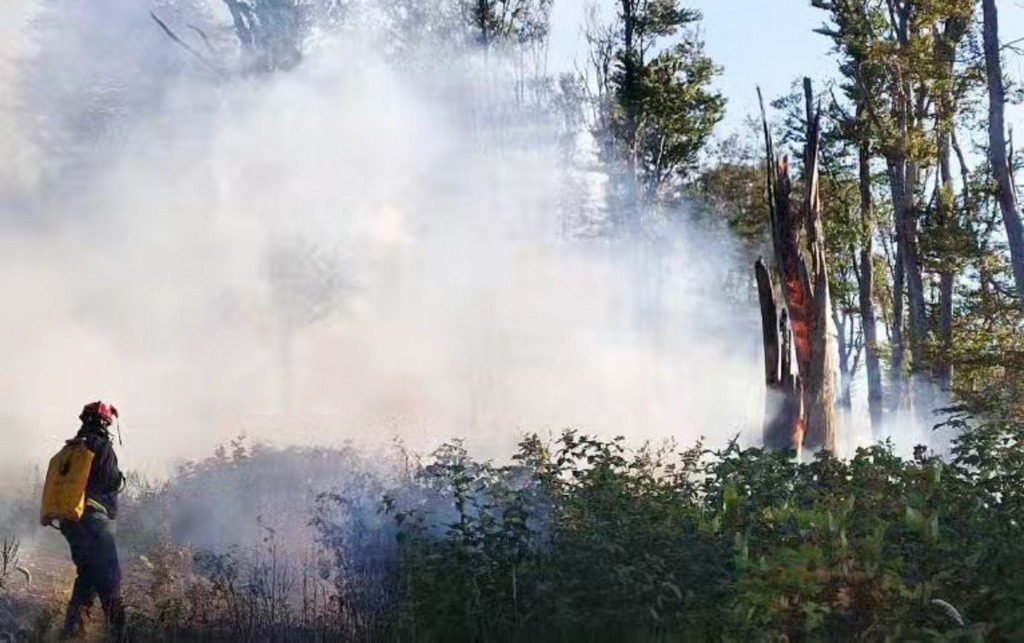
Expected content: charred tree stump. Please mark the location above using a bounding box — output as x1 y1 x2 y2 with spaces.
756 78 838 453
757 258 801 449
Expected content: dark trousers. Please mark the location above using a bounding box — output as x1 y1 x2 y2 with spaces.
60 510 125 636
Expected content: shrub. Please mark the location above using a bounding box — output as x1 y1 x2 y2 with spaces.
30 420 1024 641
381 427 1013 641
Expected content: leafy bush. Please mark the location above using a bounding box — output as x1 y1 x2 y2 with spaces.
32 419 1024 641
381 424 1023 641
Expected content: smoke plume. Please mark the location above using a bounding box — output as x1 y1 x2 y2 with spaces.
0 1 763 476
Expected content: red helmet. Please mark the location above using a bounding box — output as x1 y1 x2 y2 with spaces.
79 401 119 427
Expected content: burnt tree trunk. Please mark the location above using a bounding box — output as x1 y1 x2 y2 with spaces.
757 258 800 449
756 78 838 453
804 85 839 452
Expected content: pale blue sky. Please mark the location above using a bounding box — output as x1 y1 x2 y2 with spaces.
547 0 1024 137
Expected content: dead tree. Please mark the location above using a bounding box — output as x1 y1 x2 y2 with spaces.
756 78 838 453
756 258 801 448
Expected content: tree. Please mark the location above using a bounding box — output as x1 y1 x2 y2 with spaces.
981 0 1024 317
465 0 553 51
376 0 552 66
756 80 839 453
812 1 889 434
811 0 983 428
221 0 304 73
772 80 876 426
150 0 353 77
584 0 725 237
693 126 771 257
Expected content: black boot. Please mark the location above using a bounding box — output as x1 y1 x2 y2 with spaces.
58 602 87 640
103 593 127 642
61 574 96 640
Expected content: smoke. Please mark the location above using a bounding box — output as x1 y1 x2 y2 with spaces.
0 2 764 475
835 372 961 461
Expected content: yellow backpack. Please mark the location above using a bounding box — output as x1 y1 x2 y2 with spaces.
40 439 95 527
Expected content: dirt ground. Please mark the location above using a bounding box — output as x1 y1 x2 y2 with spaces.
1 531 121 642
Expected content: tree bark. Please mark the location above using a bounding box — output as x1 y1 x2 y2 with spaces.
881 4 929 408
834 310 853 411
477 0 490 47
804 92 839 451
756 79 838 453
890 235 906 411
888 156 929 381
933 15 967 393
936 117 956 390
856 141 884 434
756 258 800 449
619 0 643 238
936 184 955 391
982 0 1024 315
935 128 955 391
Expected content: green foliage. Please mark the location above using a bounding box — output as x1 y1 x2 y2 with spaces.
692 127 767 255
378 0 554 66
586 0 725 235
385 426 1024 641
20 424 1024 642
801 0 1024 419
463 0 554 48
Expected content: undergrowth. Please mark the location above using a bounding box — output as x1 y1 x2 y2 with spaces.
6 415 1024 641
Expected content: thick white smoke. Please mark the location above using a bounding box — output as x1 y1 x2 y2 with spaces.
0 2 763 476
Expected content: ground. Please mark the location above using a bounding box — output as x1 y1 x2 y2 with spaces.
1 533 138 642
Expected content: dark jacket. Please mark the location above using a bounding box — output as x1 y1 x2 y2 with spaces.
75 423 125 520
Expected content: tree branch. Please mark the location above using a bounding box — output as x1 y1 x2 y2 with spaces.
150 11 225 79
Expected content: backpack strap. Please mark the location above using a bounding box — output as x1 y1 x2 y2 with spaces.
85 498 109 515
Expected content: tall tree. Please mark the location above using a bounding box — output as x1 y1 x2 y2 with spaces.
811 0 891 432
982 0 1024 317
812 0 979 423
880 1 929 406
854 127 884 431
584 0 725 237
465 0 553 50
773 80 878 428
222 0 304 72
757 80 839 453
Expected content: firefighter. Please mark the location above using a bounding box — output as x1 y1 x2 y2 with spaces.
58 401 127 640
